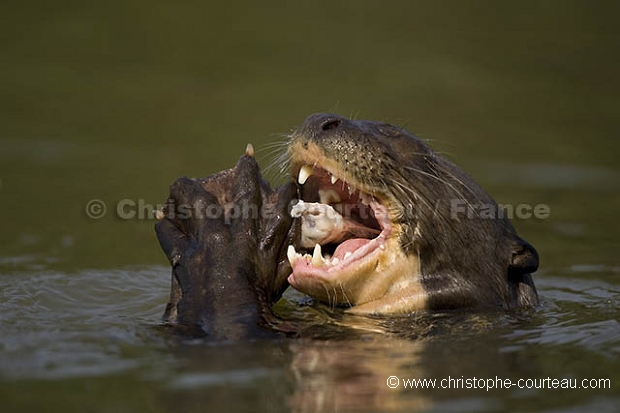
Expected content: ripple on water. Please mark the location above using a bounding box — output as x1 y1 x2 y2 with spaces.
505 274 620 355
1 264 619 387
0 266 172 379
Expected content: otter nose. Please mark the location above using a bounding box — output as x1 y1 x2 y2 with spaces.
297 113 346 138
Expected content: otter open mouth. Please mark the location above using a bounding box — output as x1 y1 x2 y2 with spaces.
286 163 396 302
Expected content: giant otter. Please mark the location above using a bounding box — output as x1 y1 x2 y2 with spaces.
155 114 539 335
285 113 538 314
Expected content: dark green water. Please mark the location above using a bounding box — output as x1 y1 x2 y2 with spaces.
1 1 619 412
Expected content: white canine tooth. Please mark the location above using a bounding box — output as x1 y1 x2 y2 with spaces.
344 252 352 261
298 165 313 185
287 245 297 266
330 174 337 185
312 243 324 267
347 185 354 195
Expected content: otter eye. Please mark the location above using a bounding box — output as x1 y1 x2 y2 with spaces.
321 119 341 131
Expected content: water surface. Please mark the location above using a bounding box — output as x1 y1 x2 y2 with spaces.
1 1 619 412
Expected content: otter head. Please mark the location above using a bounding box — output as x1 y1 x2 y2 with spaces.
285 113 538 314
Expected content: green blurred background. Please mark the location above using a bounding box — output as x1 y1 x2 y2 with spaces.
1 0 618 271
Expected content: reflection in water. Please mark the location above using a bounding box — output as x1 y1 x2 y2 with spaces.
287 338 428 412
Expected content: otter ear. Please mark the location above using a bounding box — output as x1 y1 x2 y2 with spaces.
509 237 539 275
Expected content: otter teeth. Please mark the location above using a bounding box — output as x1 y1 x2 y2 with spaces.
312 243 324 267
287 245 297 266
330 174 338 185
287 243 328 268
288 242 344 269
298 165 313 185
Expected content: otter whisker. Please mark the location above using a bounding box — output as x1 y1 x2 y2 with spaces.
403 165 478 216
261 148 289 170
332 286 339 310
262 144 292 181
429 161 478 198
391 176 452 235
391 178 434 213
339 283 352 308
321 283 333 309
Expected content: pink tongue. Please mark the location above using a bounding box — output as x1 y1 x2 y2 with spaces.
333 238 371 260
